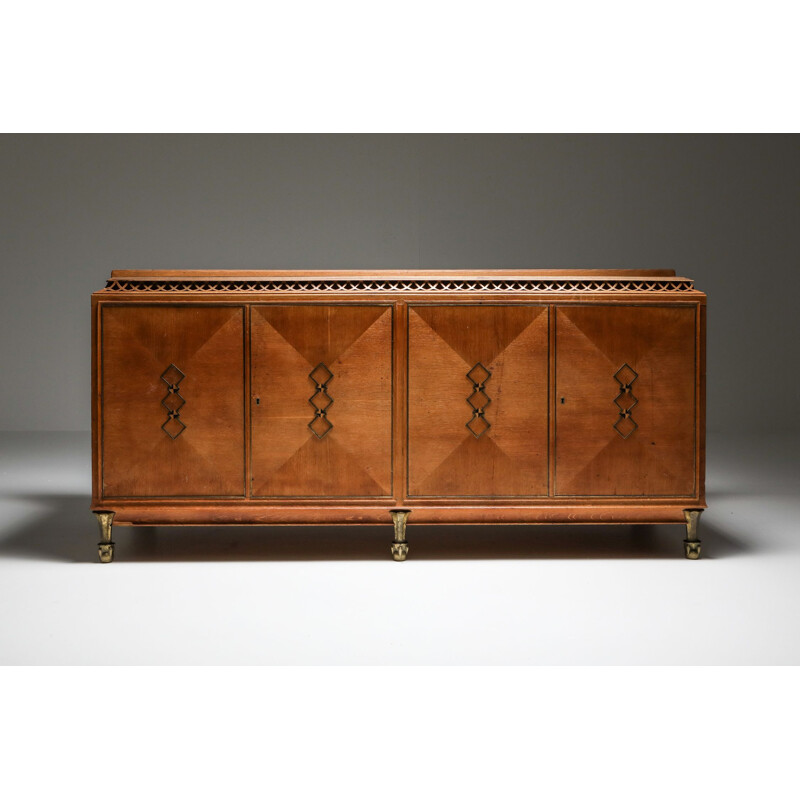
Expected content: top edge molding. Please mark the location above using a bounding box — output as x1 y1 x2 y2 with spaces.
100 273 698 295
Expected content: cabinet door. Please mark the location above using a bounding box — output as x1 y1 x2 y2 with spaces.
408 304 549 497
251 304 393 498
555 305 697 497
101 305 245 497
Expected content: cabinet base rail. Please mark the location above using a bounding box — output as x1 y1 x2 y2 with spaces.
92 507 704 562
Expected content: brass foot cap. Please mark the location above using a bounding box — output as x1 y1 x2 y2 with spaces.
391 542 409 562
683 539 701 560
98 543 115 563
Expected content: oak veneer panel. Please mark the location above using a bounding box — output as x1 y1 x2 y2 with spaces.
101 305 245 497
250 304 393 498
407 304 549 497
555 305 696 497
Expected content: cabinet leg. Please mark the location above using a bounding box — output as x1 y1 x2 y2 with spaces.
95 511 115 563
683 509 702 560
390 510 410 562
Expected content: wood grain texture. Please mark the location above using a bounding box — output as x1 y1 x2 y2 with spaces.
555 305 696 497
100 305 245 497
250 304 393 498
407 305 549 497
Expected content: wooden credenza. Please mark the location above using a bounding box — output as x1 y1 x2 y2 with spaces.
91 269 706 562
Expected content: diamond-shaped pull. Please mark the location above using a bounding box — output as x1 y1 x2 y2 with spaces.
613 415 638 439
614 390 637 414
309 414 333 439
614 363 637 389
309 388 333 413
161 364 185 388
309 363 333 388
466 415 490 438
467 362 491 387
162 416 186 440
467 389 491 413
162 392 185 414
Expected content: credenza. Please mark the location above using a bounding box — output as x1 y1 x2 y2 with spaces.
91 269 706 562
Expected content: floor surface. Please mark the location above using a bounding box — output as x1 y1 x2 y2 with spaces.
0 431 797 664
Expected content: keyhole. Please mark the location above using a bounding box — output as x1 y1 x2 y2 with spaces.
255 397 260 405
560 397 565 404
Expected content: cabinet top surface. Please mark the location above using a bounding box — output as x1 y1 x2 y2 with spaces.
96 269 704 298
111 268 679 278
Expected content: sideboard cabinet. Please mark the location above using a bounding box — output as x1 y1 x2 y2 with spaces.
91 270 706 562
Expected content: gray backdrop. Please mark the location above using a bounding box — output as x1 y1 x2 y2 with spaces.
1 134 798 433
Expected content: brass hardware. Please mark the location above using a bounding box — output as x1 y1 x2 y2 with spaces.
683 509 702 560
94 511 115 563
105 277 697 293
309 363 334 439
161 364 186 439
613 363 639 439
466 362 492 439
684 540 702 559
390 509 410 562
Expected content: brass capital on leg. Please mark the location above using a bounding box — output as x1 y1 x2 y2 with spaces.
683 509 702 560
94 511 115 563
390 509 410 562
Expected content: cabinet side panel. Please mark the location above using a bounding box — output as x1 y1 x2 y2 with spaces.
101 304 246 498
91 296 101 503
697 302 707 503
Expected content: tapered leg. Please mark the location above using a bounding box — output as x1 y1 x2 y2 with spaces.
683 509 702 560
95 511 115 563
390 510 410 562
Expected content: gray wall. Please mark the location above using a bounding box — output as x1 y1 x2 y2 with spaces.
1 134 798 432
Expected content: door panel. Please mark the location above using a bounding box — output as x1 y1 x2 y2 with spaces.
408 304 549 497
555 305 696 497
101 305 245 497
251 304 393 498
